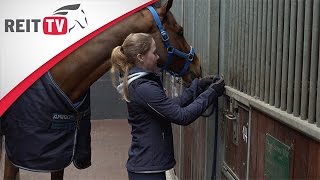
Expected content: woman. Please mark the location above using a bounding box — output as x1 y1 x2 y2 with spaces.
111 33 225 180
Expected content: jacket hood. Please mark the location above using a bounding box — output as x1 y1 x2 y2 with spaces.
116 67 151 95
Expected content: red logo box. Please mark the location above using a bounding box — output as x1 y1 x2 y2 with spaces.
43 16 68 35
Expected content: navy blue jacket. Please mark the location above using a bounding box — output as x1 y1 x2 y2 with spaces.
125 67 218 172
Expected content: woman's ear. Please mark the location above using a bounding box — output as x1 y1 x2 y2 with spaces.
137 54 144 62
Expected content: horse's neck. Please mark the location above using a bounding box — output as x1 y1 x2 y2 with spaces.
50 11 146 102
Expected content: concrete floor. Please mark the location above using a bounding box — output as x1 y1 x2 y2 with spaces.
0 119 131 180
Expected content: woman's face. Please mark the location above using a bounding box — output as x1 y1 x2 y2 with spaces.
139 39 159 72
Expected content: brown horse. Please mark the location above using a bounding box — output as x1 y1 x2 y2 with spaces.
2 0 201 179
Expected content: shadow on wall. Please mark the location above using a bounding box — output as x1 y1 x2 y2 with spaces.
90 72 128 120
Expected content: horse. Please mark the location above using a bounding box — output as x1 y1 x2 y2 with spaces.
1 0 202 179
52 4 88 33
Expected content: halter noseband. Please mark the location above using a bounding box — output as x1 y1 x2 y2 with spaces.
147 6 195 77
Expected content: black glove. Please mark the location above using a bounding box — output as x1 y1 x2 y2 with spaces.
209 77 225 96
199 77 213 91
199 75 220 91
212 76 220 83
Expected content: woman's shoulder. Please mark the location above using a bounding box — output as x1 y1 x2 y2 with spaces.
129 74 164 98
131 75 161 89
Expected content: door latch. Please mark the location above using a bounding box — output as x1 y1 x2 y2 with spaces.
225 97 239 146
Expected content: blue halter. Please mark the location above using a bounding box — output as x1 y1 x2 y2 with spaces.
147 6 195 77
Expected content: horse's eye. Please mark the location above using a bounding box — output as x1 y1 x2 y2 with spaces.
177 30 184 36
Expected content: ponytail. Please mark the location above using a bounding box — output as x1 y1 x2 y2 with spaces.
111 46 131 102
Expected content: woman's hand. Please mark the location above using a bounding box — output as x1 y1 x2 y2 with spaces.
199 75 220 90
209 77 225 96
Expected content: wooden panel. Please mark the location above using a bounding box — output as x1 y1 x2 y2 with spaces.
273 119 295 179
292 130 309 178
307 140 320 178
249 108 259 179
256 109 275 179
250 108 320 179
237 107 249 178
224 105 249 179
225 111 237 170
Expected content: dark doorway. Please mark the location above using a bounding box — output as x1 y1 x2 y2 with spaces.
90 72 128 120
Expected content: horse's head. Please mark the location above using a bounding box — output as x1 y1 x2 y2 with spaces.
53 4 88 33
142 0 202 83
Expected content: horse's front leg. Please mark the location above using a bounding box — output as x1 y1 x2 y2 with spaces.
51 169 64 180
4 154 19 180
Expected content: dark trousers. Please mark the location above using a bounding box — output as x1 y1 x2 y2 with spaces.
127 171 166 180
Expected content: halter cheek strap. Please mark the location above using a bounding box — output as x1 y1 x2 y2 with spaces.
147 6 195 77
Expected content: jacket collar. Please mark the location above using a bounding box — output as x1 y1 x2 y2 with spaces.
117 67 154 95
128 67 154 75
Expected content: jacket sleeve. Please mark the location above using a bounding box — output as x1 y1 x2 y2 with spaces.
134 81 217 126
171 78 204 107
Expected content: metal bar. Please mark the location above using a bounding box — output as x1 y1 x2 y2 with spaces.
222 163 239 180
213 0 224 178
308 0 320 124
264 0 273 103
230 0 235 87
247 0 254 96
269 0 278 106
317 43 320 127
183 0 192 44
260 0 267 101
240 0 245 92
275 0 285 108
237 0 242 90
293 0 305 117
231 0 236 87
255 0 263 98
191 0 196 178
235 0 241 89
301 0 313 120
195 0 204 73
280 0 290 111
287 0 298 114
224 0 230 86
246 108 252 180
192 0 196 45
244 0 250 94
251 0 258 96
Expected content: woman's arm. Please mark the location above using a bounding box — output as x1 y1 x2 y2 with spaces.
171 78 204 107
134 81 218 126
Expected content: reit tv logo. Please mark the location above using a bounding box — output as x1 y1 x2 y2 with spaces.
4 4 88 35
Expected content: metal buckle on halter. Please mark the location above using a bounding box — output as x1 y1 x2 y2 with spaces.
187 47 195 61
161 31 169 41
188 54 194 61
167 46 174 54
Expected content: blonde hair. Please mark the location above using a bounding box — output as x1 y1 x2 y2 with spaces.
111 33 153 101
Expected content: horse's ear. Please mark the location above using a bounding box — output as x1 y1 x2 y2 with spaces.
158 0 173 16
